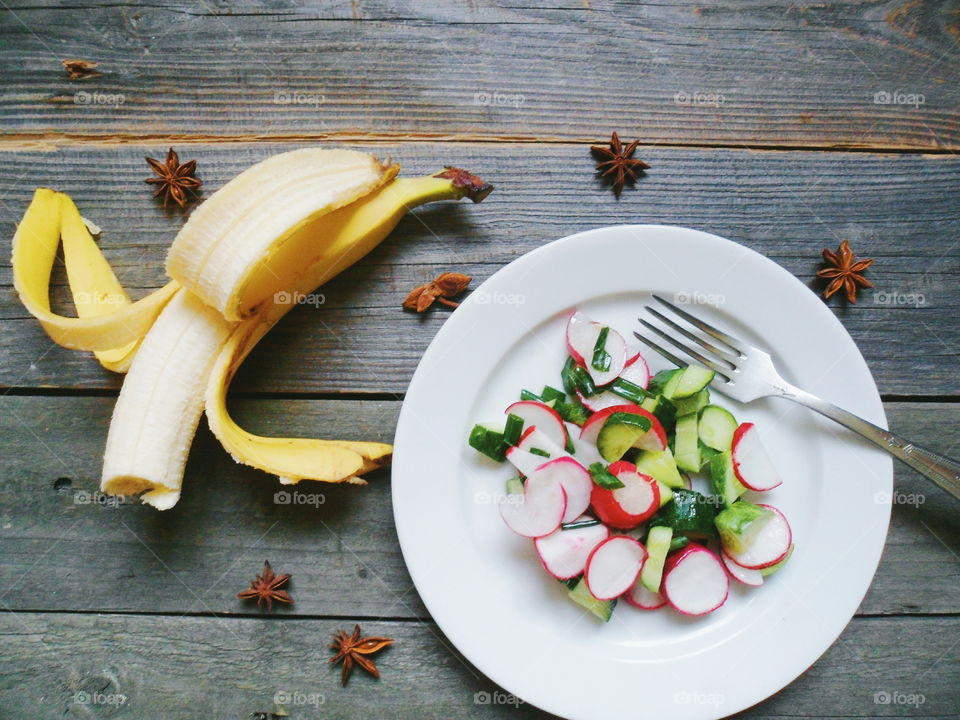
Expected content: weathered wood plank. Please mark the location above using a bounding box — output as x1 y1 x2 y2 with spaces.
0 397 956 616
1 0 958 149
0 142 957 395
0 613 956 719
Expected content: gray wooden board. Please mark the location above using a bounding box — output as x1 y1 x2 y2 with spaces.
0 396 956 617
0 142 957 395
0 613 957 719
1 1 959 149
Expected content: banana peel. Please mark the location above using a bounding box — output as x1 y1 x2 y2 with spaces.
11 154 492 507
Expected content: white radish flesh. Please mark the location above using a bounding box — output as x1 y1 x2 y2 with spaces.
625 580 667 609
564 421 603 466
498 474 567 538
529 456 593 522
722 552 764 586
662 545 729 616
565 311 627 386
505 446 550 478
505 400 568 451
584 536 648 601
579 353 651 412
724 504 792 569
534 519 610 579
731 423 784 491
517 426 569 460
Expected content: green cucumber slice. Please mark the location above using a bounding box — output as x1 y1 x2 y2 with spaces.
596 412 652 462
468 423 506 461
640 394 677 434
699 405 739 451
649 369 682 398
650 488 719 539
640 526 673 592
672 388 709 416
673 365 715 398
668 535 690 552
714 501 775 555
673 412 701 473
567 577 614 621
656 479 673 508
760 544 794 576
634 446 685 489
708 451 747 507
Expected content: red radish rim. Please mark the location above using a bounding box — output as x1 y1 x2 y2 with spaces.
530 456 593 523
584 535 648 601
662 544 729 616
724 504 792 569
505 400 569 448
498 476 567 539
731 422 784 491
534 521 610 580
721 551 764 586
624 582 667 610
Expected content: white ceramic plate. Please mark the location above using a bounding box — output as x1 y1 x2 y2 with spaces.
393 226 892 720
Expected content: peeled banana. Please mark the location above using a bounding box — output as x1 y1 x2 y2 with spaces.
12 149 492 509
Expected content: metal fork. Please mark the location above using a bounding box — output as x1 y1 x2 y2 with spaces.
636 295 960 501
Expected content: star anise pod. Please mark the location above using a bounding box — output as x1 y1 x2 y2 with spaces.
816 239 874 303
403 272 472 312
236 561 293 610
145 147 203 208
590 132 650 197
329 624 394 686
62 59 100 80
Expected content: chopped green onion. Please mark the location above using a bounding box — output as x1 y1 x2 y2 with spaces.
557 401 590 426
572 366 597 397
591 326 612 372
588 462 625 489
468 424 506 461
529 447 551 458
561 517 601 530
502 413 524 447
520 389 541 402
561 356 579 396
610 377 649 404
540 385 566 404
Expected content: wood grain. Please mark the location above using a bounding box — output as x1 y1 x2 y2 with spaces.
0 1 958 149
0 612 956 719
0 396 956 617
1 142 957 395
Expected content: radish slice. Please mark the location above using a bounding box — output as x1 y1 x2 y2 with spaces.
731 423 783 491
505 400 568 450
505 446 549 478
625 580 667 609
534 518 610 579
579 353 652 411
722 551 763 586
590 461 660 529
662 544 729 616
564 421 603 466
498 474 567 538
516 426 569 460
584 536 648 600
565 311 627 386
724 504 792 569
529 456 593 522
580 404 667 453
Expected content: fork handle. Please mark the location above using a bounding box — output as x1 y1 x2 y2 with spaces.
783 386 960 501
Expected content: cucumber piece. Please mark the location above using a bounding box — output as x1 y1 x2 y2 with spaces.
673 365 715 398
640 394 677 434
650 488 719 539
714 501 775 554
567 576 614 621
699 405 739 451
634 446 685 489
556 400 590 426
672 388 709 416
668 535 690 552
649 369 682 398
673 412 701 473
468 423 506 461
760 544 794 576
596 412 652 462
505 476 525 495
640 526 673 592
656 479 673 508
708 451 747 507
540 385 566 404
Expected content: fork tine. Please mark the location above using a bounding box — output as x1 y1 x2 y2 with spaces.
639 320 731 379
645 308 738 368
632 331 688 369
652 295 743 355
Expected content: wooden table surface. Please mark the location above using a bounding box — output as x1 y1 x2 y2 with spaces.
1 2 958 718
